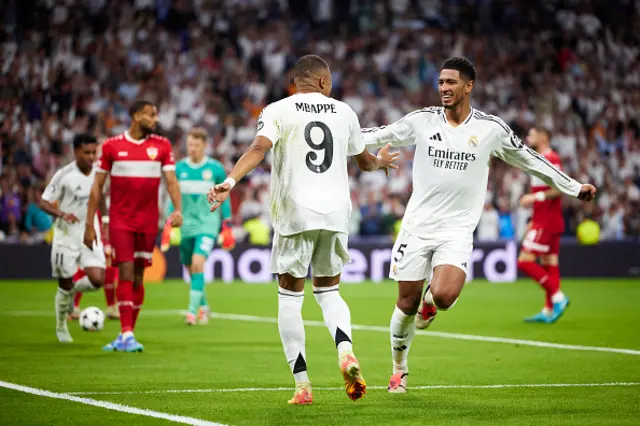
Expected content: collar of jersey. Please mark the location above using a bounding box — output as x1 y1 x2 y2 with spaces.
441 107 474 128
124 131 147 144
186 157 208 168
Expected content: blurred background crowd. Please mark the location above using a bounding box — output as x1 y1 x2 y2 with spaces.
1 0 639 244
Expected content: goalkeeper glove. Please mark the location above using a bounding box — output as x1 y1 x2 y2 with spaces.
218 220 235 251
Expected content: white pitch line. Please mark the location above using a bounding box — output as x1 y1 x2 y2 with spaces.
67 382 640 396
0 380 226 426
5 309 640 356
208 312 640 356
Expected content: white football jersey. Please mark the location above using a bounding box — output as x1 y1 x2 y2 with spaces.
363 107 582 240
257 92 366 236
42 161 101 248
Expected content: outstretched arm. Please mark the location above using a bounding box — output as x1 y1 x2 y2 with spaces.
362 110 424 149
494 130 596 201
208 136 273 212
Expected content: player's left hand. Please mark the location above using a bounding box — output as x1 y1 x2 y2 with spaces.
519 194 536 208
169 211 183 227
209 183 231 212
577 184 597 202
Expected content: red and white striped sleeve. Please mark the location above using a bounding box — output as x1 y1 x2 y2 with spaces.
161 138 175 172
96 140 114 173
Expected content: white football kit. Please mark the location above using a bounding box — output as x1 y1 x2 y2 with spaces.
363 107 582 281
42 162 105 278
257 92 366 278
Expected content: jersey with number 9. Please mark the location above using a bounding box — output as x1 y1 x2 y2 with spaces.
256 92 365 236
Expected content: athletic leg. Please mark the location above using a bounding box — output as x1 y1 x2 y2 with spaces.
271 231 313 405
312 231 365 401
387 230 432 392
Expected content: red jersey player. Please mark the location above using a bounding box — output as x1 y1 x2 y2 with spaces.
84 100 183 352
517 127 569 323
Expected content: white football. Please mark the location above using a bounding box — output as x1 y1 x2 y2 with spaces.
79 307 105 332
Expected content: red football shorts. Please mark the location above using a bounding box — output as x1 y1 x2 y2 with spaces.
522 226 560 256
110 228 157 267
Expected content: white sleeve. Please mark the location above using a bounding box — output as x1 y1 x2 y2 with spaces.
41 169 65 203
492 126 582 197
256 104 280 146
362 110 421 149
347 107 365 156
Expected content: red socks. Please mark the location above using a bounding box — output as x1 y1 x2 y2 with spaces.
132 284 145 329
104 266 117 307
73 270 87 307
117 280 134 333
518 260 554 309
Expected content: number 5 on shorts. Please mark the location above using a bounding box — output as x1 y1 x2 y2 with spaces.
394 243 407 262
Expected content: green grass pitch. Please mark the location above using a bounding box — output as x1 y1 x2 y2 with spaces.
0 279 639 425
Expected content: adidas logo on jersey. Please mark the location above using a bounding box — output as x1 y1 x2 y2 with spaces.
429 133 443 141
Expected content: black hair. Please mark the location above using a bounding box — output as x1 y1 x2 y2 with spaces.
441 57 476 81
292 55 330 81
73 134 97 150
128 99 154 119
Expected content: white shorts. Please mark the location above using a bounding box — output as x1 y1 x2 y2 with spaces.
270 230 350 279
389 229 472 282
51 243 106 279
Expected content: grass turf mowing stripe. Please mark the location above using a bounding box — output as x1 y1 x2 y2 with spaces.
0 380 227 426
6 309 640 356
66 382 640 396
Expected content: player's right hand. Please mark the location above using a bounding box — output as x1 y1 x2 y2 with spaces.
83 224 97 250
578 184 596 202
377 143 400 176
209 183 231 212
62 213 80 223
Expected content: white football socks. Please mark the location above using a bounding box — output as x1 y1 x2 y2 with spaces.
313 285 353 358
278 287 309 384
390 305 416 374
55 288 72 327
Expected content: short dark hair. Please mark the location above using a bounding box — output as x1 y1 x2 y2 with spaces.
292 55 330 81
188 127 208 142
534 126 552 141
441 57 476 81
129 100 154 118
73 134 97 150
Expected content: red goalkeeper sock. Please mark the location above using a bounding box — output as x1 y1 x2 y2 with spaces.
132 284 145 330
518 260 553 308
117 280 134 333
103 266 117 307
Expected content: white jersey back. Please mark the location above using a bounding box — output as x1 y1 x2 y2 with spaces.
42 161 101 247
363 107 581 241
257 92 365 236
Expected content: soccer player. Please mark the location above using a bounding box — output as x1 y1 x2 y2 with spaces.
517 127 569 323
170 127 234 325
71 215 119 321
84 100 183 352
40 134 106 343
208 55 398 404
362 57 596 393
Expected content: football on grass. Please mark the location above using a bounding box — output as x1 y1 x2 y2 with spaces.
79 307 105 332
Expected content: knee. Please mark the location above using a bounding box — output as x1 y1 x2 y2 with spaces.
190 259 205 274
431 287 458 310
396 291 421 315
89 274 104 289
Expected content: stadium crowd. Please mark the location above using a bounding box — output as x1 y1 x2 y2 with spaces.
1 0 639 244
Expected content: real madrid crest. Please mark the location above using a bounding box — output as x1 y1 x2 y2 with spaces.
202 170 213 181
146 146 159 160
468 136 478 148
